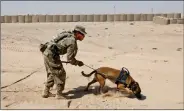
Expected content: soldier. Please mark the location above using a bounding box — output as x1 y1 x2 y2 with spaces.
40 25 87 99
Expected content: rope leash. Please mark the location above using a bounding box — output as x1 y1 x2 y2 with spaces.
61 61 96 70
1 66 43 89
84 64 96 70
1 61 96 90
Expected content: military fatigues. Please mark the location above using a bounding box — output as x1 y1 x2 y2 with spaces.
40 25 87 99
41 31 79 98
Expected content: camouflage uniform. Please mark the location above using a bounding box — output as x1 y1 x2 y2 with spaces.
40 25 87 99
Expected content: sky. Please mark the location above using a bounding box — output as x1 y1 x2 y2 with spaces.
1 1 183 15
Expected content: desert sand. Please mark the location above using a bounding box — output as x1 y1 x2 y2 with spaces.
1 22 183 109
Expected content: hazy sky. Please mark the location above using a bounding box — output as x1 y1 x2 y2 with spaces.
1 1 183 15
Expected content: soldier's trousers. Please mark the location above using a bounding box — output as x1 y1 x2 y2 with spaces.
43 54 66 95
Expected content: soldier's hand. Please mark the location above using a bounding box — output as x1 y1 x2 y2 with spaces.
77 61 84 67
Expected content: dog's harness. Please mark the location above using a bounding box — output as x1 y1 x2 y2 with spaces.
115 67 130 88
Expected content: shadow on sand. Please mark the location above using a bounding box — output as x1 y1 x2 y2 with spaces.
62 86 146 100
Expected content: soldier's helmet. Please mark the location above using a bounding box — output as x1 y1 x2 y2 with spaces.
74 25 87 35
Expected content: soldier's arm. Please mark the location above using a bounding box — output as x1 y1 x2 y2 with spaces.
66 41 78 65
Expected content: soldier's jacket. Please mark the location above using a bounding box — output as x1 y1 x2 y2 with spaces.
43 31 78 66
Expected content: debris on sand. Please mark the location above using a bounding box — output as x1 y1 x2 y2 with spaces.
5 102 17 108
108 46 113 49
3 96 7 100
176 48 182 51
153 60 158 63
67 100 72 108
163 60 168 62
130 22 134 25
75 102 81 108
152 48 157 50
105 28 108 30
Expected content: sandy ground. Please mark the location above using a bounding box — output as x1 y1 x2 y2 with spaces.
1 22 183 109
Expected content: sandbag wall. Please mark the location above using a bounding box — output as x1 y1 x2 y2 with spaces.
153 13 184 25
1 13 182 23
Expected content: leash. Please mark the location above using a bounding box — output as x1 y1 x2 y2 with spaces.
1 66 43 89
61 61 96 70
84 64 96 70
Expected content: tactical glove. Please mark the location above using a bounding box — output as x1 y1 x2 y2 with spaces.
77 61 84 67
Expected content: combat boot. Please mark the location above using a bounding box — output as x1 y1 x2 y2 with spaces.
42 86 54 98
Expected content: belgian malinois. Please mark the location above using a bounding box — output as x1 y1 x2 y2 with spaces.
81 67 142 99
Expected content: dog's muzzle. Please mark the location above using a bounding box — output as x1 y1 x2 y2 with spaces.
134 92 142 99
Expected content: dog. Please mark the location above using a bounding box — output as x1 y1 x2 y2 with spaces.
81 67 142 99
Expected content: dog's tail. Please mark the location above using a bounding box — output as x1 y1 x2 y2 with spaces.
81 70 97 77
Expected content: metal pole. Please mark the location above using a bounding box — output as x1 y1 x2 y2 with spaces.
113 5 116 25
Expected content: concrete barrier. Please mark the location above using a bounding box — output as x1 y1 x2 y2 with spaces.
154 13 162 17
38 15 46 22
18 15 25 23
3 13 181 23
25 15 32 23
140 14 147 21
80 15 87 22
73 15 80 22
32 15 39 23
177 18 184 24
174 13 181 19
4 15 12 23
134 14 141 21
46 15 53 22
147 14 154 21
87 15 94 22
66 15 73 22
100 14 107 22
114 14 120 21
1 16 4 23
167 13 174 18
107 14 114 22
59 15 66 22
94 15 100 22
11 15 18 23
53 15 60 22
153 16 170 25
169 18 177 24
120 14 127 21
161 13 167 17
127 14 134 21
